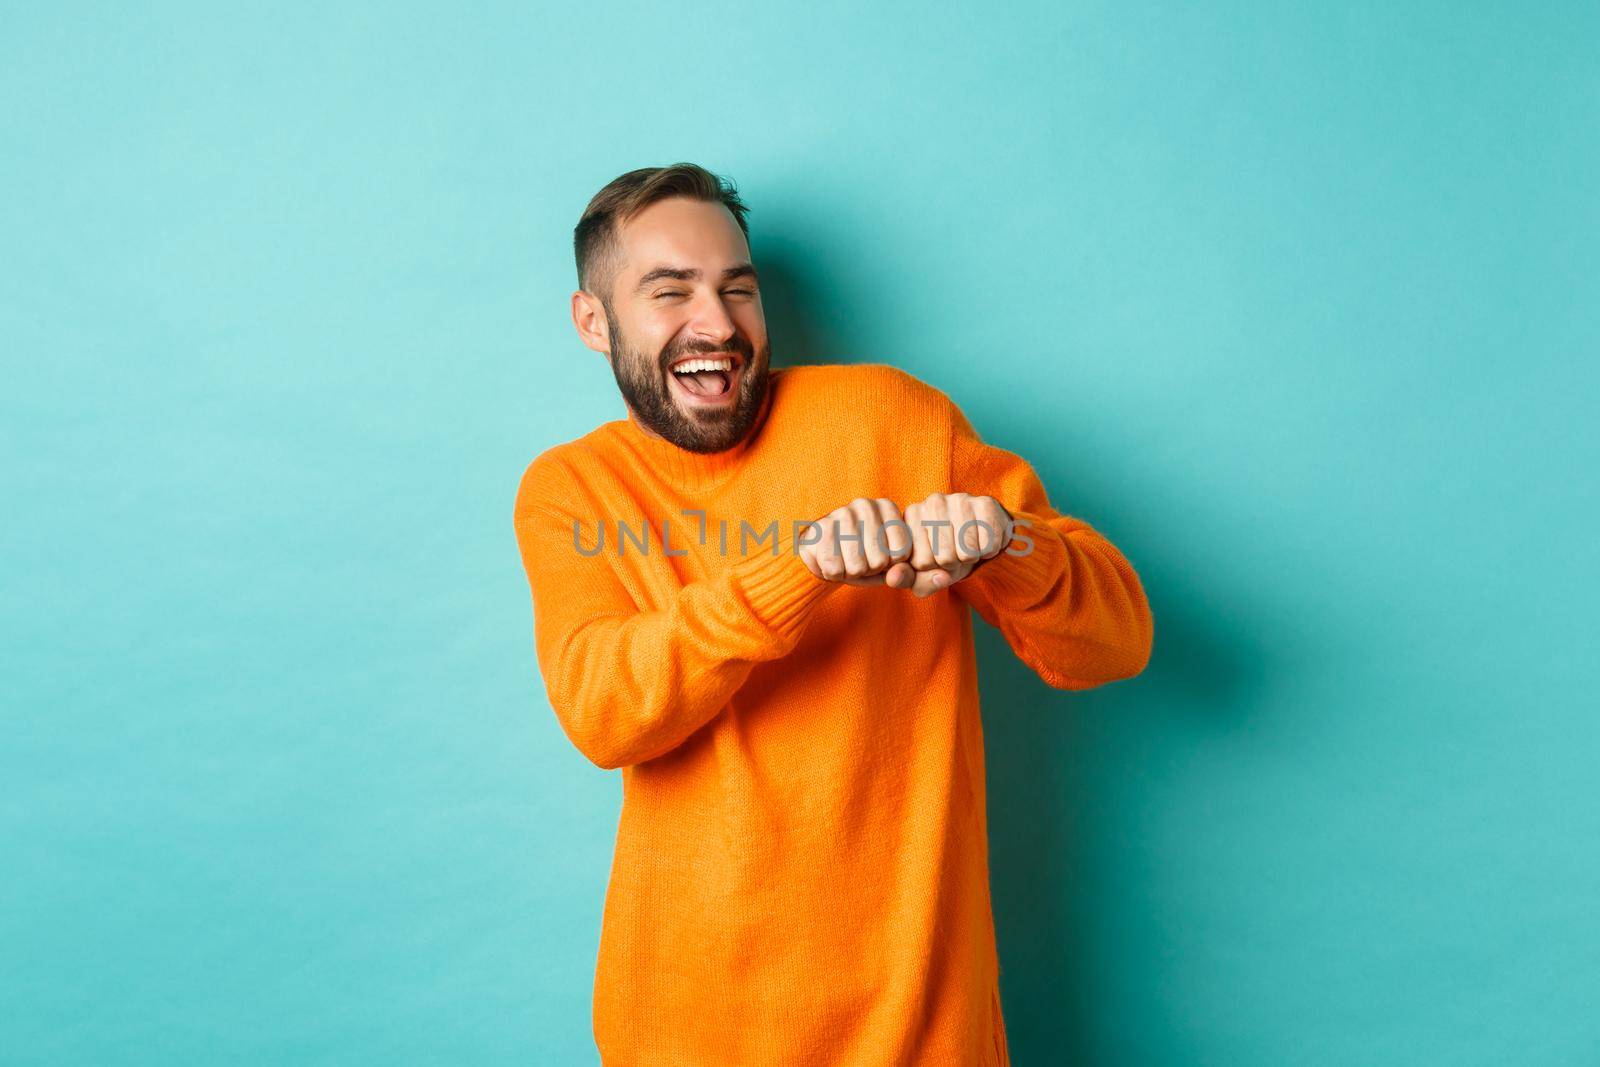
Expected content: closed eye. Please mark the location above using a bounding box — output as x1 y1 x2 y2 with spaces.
654 289 758 299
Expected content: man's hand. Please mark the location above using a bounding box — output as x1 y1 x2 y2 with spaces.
799 493 1015 598
901 492 1014 598
798 497 919 589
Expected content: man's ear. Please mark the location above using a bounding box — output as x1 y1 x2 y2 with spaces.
571 290 611 357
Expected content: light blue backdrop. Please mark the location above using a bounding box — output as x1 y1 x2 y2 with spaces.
5 3 1596 1064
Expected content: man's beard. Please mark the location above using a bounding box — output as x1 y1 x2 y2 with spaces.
604 303 771 454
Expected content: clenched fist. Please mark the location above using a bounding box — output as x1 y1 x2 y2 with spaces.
901 492 1015 596
797 497 917 589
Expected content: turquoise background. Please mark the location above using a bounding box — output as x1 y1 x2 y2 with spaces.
5 3 1596 1064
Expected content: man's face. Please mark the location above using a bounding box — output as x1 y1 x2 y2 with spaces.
594 197 771 454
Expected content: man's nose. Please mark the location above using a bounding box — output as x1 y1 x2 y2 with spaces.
685 287 737 343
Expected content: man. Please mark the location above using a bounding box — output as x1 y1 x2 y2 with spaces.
513 162 1153 1065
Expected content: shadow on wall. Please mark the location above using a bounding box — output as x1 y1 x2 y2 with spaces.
976 542 1256 1064
750 245 864 371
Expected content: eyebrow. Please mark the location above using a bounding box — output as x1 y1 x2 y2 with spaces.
633 263 759 293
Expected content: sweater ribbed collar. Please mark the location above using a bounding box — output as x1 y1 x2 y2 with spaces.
615 376 776 491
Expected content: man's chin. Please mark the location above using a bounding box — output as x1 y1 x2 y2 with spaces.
678 398 759 451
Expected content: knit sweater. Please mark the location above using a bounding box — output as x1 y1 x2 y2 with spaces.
512 362 1153 1065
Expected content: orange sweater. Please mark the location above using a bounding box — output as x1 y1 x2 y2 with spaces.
513 363 1153 1065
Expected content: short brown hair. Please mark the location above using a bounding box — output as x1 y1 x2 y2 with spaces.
573 162 752 306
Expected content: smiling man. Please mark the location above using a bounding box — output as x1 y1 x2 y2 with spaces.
512 162 1154 1065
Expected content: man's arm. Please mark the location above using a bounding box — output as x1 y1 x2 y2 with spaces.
946 403 1154 689
513 464 834 770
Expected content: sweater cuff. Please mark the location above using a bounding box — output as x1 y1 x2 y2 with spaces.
962 510 1069 606
728 534 833 649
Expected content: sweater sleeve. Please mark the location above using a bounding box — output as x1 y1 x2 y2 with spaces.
513 466 835 770
946 402 1154 690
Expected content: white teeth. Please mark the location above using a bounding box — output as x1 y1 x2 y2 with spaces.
672 357 734 374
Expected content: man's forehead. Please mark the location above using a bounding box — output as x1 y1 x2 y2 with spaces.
618 200 746 271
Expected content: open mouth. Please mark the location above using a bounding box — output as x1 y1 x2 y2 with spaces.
667 353 742 405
